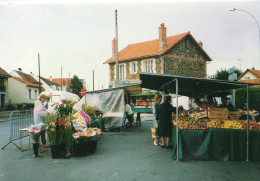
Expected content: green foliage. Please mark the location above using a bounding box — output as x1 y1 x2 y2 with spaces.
82 105 103 120
235 88 260 113
211 67 242 80
70 75 83 97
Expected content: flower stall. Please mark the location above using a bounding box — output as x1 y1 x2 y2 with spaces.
45 99 103 158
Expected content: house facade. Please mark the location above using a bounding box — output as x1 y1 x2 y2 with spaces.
237 69 260 88
0 67 11 108
104 23 212 88
8 76 39 104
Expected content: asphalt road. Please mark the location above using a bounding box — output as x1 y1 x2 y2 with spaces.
0 115 260 181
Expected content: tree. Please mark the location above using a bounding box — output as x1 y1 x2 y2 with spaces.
211 67 242 80
70 75 83 97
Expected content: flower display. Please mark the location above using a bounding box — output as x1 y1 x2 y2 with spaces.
72 127 102 141
28 123 44 142
82 105 103 121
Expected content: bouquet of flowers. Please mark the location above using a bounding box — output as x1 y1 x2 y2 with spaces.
28 123 44 143
82 105 103 121
54 99 76 117
72 127 102 142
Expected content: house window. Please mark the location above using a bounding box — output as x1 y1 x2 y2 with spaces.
119 64 125 80
143 60 153 73
34 90 37 99
130 61 137 74
28 89 31 99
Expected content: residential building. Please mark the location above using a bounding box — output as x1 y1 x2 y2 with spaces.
237 69 260 88
0 67 11 108
48 77 70 91
40 76 61 92
104 23 212 88
8 76 39 104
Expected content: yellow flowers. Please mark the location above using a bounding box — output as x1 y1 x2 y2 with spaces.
50 127 55 132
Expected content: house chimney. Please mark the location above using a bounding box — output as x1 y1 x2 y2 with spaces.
18 68 22 71
112 38 116 59
159 23 167 50
199 41 203 48
50 76 53 81
30 72 34 77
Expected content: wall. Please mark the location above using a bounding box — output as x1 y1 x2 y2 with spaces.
164 36 208 78
239 71 257 80
8 78 37 104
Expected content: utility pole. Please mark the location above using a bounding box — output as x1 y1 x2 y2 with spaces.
61 66 63 91
93 70 95 91
115 9 119 87
38 53 41 94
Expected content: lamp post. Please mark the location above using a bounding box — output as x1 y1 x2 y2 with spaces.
230 8 260 68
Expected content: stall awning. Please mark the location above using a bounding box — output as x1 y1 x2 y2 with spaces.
139 73 256 97
84 83 142 95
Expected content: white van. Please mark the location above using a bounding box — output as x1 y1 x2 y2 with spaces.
46 91 80 113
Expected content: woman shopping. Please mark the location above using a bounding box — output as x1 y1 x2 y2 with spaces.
153 93 162 146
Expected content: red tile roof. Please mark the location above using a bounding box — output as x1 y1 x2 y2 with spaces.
239 78 260 88
49 78 70 86
104 31 212 64
12 76 39 87
237 69 260 80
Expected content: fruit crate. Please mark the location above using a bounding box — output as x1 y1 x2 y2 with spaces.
229 111 241 121
208 108 229 119
189 111 207 121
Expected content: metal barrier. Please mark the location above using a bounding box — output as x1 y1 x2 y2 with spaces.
2 110 34 151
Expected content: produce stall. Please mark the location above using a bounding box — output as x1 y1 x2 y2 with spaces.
139 72 257 161
131 90 158 113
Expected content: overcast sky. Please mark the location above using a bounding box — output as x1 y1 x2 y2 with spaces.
0 0 260 90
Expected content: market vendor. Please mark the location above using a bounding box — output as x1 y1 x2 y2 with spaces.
218 96 235 111
125 101 134 127
33 93 48 158
194 96 215 111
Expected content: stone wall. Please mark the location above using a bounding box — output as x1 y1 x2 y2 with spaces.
164 36 208 78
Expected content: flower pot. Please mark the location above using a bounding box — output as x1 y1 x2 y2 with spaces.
72 140 97 157
51 144 66 159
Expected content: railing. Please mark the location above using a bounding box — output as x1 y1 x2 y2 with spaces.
2 110 34 151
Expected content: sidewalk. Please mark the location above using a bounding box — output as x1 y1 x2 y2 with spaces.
0 116 260 181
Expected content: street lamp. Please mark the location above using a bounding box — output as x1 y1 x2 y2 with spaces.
230 8 260 67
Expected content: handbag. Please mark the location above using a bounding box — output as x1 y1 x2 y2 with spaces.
151 127 159 138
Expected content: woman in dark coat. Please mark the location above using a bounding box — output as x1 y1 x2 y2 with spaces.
158 95 176 148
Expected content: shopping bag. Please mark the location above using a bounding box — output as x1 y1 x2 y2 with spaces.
151 127 159 138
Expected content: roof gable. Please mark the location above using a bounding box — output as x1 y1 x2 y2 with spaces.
12 76 39 87
0 67 11 77
40 77 59 86
104 31 212 64
15 70 39 84
237 69 260 80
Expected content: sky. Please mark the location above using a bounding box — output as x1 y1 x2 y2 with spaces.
0 0 260 90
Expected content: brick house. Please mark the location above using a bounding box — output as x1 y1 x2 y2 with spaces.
0 67 11 108
104 23 212 88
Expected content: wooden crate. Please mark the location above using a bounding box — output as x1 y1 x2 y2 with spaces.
189 111 207 121
229 111 241 121
208 108 229 119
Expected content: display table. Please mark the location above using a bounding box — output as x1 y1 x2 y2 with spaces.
134 108 152 113
172 126 260 161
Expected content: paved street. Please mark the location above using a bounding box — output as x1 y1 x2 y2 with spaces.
0 115 260 181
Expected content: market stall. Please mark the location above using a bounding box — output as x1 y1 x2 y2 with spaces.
131 90 157 113
74 84 142 130
139 72 257 161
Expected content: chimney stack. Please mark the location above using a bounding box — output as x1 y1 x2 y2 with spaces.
50 76 53 81
159 23 167 50
18 68 22 71
112 38 116 59
199 41 203 48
